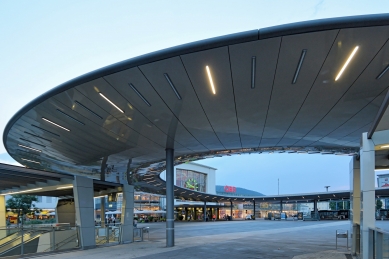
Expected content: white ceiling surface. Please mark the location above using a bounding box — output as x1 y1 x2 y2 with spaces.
5 25 389 181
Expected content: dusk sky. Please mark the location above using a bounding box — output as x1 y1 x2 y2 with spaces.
1 1 388 195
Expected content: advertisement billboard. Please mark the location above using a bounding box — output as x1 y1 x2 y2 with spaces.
377 174 389 188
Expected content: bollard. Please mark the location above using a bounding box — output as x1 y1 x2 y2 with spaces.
106 226 109 243
51 227 56 251
20 227 24 255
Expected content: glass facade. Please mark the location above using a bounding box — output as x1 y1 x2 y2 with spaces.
176 169 207 192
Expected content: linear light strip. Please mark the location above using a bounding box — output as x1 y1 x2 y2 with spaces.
128 84 151 107
376 64 389 80
292 49 307 84
99 93 124 113
56 186 73 189
251 56 256 89
1 187 43 196
335 46 359 81
74 101 103 119
31 125 60 137
163 73 182 100
42 118 70 131
21 158 40 164
20 138 46 147
206 66 216 94
24 132 52 142
17 149 41 156
18 144 42 152
56 109 85 125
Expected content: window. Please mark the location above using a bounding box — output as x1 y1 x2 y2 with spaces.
176 169 207 192
37 196 42 202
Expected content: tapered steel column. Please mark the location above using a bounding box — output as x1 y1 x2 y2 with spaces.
166 148 174 247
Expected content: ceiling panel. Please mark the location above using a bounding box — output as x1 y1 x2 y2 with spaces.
320 94 386 140
74 78 172 148
261 30 339 145
229 37 281 148
291 26 389 144
181 47 241 150
138 56 223 151
104 67 205 152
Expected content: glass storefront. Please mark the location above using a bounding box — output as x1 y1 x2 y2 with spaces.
176 169 207 192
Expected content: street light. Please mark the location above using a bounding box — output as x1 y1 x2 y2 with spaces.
325 186 330 192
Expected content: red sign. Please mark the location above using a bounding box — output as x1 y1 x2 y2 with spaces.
224 185 236 193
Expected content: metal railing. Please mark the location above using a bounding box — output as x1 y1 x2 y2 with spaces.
0 224 80 257
95 225 151 245
95 225 121 245
368 227 389 259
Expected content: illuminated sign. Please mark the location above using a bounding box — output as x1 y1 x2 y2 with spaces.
377 175 389 188
224 185 236 193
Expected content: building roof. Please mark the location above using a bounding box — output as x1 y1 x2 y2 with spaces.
4 14 389 199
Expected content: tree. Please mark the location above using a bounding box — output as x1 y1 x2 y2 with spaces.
376 199 383 211
6 195 39 225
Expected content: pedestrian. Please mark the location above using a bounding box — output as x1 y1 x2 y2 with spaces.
112 216 116 226
133 218 138 227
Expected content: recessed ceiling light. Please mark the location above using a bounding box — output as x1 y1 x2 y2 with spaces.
164 73 182 100
31 125 60 137
1 187 42 196
18 144 41 152
376 64 389 80
20 138 46 147
381 145 389 149
56 109 85 125
24 132 52 142
42 118 70 131
74 101 103 119
99 93 124 113
251 56 256 89
335 46 359 81
292 49 307 84
21 158 40 164
206 66 216 94
129 84 151 107
56 186 73 190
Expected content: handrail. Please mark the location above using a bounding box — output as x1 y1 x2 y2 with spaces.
0 228 48 251
43 233 79 252
368 227 389 235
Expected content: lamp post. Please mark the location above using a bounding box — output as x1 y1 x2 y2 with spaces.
325 186 330 192
278 179 279 195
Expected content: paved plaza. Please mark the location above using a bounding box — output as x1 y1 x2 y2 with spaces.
23 219 365 259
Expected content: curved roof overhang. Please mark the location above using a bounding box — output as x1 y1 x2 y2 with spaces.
4 14 389 198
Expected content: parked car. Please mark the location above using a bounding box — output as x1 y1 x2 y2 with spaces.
245 215 253 220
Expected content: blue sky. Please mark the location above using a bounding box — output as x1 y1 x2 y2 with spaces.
1 0 388 194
